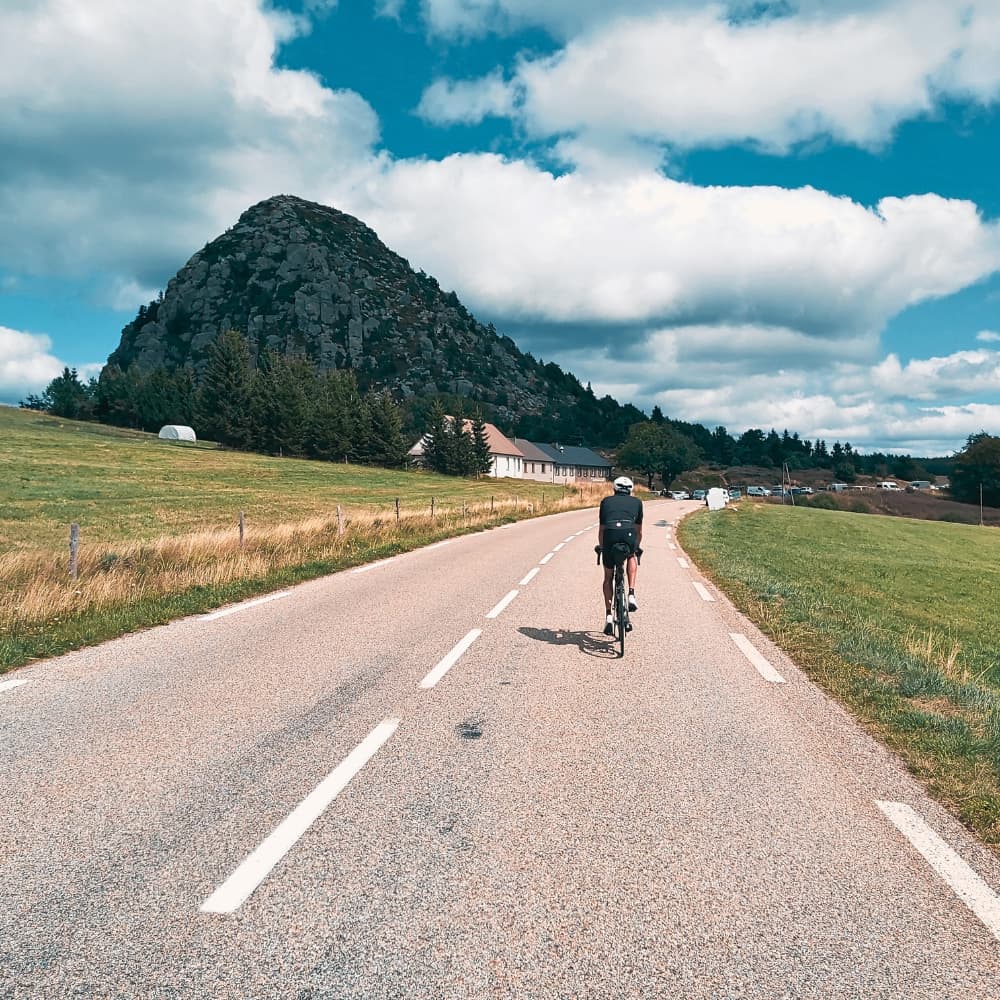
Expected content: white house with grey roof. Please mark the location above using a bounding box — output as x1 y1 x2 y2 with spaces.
516 441 613 483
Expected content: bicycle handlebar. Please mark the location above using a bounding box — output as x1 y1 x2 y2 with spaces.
595 545 643 565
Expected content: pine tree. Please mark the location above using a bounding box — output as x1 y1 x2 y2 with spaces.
196 330 253 448
32 367 94 420
449 402 476 476
366 393 408 467
309 370 356 461
422 400 451 474
250 353 312 456
470 410 493 477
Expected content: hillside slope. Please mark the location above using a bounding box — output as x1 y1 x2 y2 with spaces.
107 195 615 431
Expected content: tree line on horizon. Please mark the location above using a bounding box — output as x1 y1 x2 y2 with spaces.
21 330 409 466
23 329 993 502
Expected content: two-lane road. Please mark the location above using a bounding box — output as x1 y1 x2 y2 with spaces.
2 501 999 997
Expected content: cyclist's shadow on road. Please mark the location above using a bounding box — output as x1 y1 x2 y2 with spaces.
518 627 618 659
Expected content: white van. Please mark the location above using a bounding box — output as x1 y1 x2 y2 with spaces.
877 481 900 490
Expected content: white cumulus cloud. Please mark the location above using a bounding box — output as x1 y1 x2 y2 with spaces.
0 0 381 282
416 71 517 125
0 327 100 402
421 2 1000 153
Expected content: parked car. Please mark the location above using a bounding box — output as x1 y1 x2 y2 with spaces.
728 489 743 499
691 489 707 500
746 486 770 497
669 490 690 500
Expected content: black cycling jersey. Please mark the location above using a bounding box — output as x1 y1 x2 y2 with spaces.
599 493 643 527
599 493 643 567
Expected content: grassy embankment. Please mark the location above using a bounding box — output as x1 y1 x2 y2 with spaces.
1 407 605 671
680 502 1000 847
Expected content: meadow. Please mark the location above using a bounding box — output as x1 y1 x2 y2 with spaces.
0 407 603 669
680 502 1000 846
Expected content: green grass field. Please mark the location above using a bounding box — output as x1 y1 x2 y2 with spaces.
0 406 570 552
0 406 601 669
680 502 1000 846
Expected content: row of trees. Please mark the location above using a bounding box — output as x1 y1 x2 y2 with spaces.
22 331 410 466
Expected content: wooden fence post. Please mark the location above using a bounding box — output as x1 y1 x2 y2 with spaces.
395 497 400 527
463 501 467 523
491 495 494 513
239 510 245 549
515 494 519 511
431 497 436 519
336 505 344 536
69 523 79 580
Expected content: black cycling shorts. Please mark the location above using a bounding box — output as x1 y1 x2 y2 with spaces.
601 525 636 567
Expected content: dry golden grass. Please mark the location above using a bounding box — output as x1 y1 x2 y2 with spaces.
1 483 608 668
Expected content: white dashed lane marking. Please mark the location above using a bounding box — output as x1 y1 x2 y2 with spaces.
539 553 554 565
419 629 482 690
200 718 400 914
693 582 715 602
486 590 519 620
877 801 1000 942
729 633 785 684
519 568 540 586
677 557 689 569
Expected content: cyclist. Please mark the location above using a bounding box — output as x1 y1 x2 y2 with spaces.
597 476 643 636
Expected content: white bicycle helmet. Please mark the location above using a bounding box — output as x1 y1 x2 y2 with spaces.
613 476 634 493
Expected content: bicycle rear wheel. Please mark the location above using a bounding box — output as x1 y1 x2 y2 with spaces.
615 568 627 657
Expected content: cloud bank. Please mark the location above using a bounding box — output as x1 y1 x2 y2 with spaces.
2 0 1000 452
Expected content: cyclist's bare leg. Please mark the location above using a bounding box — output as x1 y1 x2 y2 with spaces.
602 566 614 611
626 554 638 590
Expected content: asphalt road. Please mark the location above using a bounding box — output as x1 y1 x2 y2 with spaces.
2 500 999 998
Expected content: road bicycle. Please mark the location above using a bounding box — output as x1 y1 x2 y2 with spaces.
596 543 639 657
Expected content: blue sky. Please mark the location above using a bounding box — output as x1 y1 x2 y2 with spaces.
2 0 1000 454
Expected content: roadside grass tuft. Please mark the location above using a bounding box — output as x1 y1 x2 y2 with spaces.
679 503 1000 847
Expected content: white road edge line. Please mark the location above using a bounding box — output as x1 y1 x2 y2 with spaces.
729 633 786 684
693 582 715 602
668 543 676 550
677 557 689 569
553 543 564 552
200 718 400 915
424 540 455 551
563 535 575 542
539 552 554 565
352 559 393 574
876 800 1000 942
519 568 540 586
486 590 519 620
201 591 291 621
419 629 482 690
0 679 29 695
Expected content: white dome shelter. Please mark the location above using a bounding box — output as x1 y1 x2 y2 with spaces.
158 425 197 442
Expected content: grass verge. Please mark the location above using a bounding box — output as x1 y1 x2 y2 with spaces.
678 502 1000 847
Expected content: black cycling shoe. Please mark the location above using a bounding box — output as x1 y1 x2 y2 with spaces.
603 619 614 636
625 620 633 632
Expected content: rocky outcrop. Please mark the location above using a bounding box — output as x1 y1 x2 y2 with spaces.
108 195 563 421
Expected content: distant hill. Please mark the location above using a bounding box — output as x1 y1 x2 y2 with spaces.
107 195 645 444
